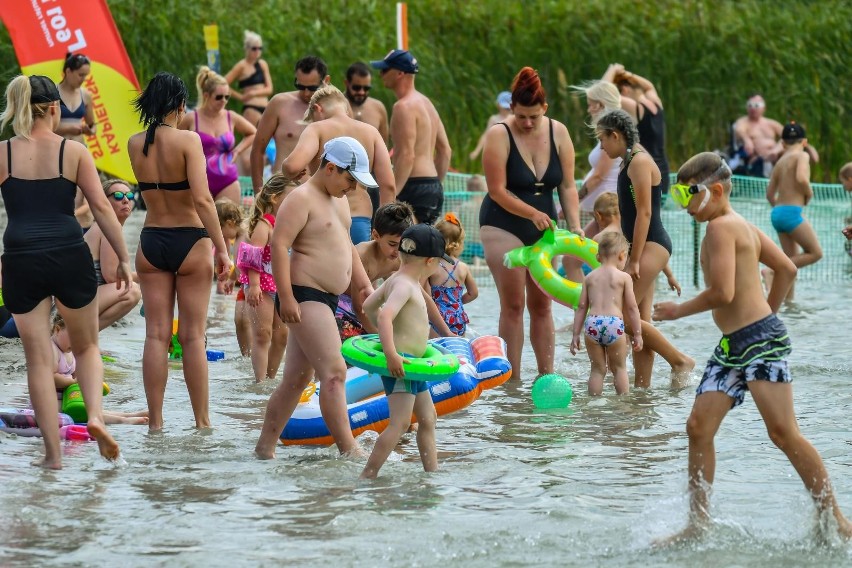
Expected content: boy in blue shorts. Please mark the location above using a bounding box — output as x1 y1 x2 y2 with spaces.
653 152 852 543
360 224 453 479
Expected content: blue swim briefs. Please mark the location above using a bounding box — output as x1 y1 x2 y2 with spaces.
350 216 372 245
770 205 804 234
382 375 430 396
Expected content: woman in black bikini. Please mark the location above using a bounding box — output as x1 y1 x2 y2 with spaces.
479 67 582 380
128 72 231 431
595 109 694 388
0 75 131 467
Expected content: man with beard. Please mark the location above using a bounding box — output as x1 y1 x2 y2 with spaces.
345 62 389 145
250 55 330 192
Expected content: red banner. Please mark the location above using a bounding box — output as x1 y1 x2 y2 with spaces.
0 0 141 182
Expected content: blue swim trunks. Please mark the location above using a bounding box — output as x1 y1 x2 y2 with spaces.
350 216 372 245
696 314 792 408
770 205 804 234
382 375 430 396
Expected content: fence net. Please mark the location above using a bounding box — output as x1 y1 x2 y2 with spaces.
242 173 852 289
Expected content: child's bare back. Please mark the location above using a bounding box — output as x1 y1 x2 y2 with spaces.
584 266 631 319
769 147 811 207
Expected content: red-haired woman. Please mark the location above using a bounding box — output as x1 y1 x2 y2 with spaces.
479 67 582 380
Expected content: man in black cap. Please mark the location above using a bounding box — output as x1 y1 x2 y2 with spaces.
371 50 451 221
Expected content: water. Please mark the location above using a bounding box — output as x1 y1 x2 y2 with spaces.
2 213 852 566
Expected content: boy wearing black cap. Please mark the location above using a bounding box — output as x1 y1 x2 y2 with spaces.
764 122 822 300
359 224 454 478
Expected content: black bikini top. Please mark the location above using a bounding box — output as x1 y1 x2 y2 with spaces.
238 62 264 89
137 180 190 191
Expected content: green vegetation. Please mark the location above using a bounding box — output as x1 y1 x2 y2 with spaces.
1 0 849 180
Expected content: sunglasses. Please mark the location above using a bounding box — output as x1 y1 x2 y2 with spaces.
746 101 765 109
349 85 371 92
251 46 263 51
294 80 322 92
108 191 136 201
215 94 230 101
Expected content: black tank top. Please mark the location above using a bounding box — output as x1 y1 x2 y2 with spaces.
636 102 669 176
1 139 82 253
617 149 672 255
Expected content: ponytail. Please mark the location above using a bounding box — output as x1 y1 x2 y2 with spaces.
1 75 56 139
195 66 227 107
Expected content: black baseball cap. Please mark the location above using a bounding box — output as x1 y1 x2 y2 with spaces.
399 224 454 263
370 50 419 74
29 75 60 104
781 122 806 141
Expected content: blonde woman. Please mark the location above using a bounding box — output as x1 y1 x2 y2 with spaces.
225 30 272 126
0 75 132 466
179 66 256 204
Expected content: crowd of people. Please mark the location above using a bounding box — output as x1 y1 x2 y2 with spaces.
3 33 852 543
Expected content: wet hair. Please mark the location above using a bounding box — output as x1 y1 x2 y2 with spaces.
302 84 347 123
243 30 262 51
295 55 328 79
595 109 640 151
435 213 465 256
1 75 57 138
466 174 486 193
102 178 131 195
677 152 732 193
63 52 90 72
597 231 629 260
510 67 546 107
372 202 414 236
196 66 228 105
216 199 243 227
839 162 852 181
249 173 297 235
133 72 188 155
593 192 619 218
346 62 371 82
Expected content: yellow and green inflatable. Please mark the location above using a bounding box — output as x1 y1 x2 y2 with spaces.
503 227 599 308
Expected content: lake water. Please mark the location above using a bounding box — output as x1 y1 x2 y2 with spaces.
1 212 852 567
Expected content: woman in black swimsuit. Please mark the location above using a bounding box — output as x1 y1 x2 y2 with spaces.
0 75 131 467
128 72 231 431
596 109 694 388
479 67 582 380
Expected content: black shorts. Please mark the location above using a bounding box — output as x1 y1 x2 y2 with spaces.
397 177 444 225
1 242 97 314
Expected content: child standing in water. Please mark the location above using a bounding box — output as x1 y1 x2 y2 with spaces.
570 232 643 395
653 151 852 544
429 213 478 336
238 174 294 381
361 224 453 479
765 122 822 300
216 200 252 355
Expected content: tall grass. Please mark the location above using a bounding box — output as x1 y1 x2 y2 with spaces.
0 0 849 180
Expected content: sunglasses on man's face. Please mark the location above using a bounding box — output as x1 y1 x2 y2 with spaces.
215 94 230 101
294 80 322 92
747 101 765 109
349 84 371 93
108 191 135 201
251 46 263 51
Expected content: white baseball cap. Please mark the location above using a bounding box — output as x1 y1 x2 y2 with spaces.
321 137 378 188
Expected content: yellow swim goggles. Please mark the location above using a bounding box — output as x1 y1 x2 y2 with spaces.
670 182 708 210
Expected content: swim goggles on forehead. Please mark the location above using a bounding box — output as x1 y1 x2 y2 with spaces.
670 161 730 211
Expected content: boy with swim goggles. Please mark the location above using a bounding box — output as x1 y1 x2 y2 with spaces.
669 160 732 212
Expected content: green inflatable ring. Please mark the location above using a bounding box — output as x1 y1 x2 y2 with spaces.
341 334 460 381
503 227 600 309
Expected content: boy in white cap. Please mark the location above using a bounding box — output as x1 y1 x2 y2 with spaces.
255 136 377 459
360 224 455 479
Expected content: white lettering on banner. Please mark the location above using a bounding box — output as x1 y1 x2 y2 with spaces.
31 0 54 47
42 1 87 52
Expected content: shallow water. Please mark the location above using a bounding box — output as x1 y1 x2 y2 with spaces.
2 213 852 567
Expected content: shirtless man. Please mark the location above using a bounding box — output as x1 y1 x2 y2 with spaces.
370 49 452 221
764 122 822 300
733 94 818 177
255 137 375 459
249 55 329 192
280 85 394 244
345 62 389 144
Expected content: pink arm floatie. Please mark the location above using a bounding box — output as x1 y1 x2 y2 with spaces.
237 241 264 273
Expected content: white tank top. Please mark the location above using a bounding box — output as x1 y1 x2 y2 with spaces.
579 142 621 212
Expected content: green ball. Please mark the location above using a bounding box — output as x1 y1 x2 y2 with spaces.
531 374 573 409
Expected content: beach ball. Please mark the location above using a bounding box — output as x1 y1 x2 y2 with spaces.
531 374 573 409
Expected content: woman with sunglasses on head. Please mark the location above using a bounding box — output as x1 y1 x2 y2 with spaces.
1 75 132 467
595 109 694 388
83 179 143 330
179 66 256 204
128 72 231 431
56 53 98 233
